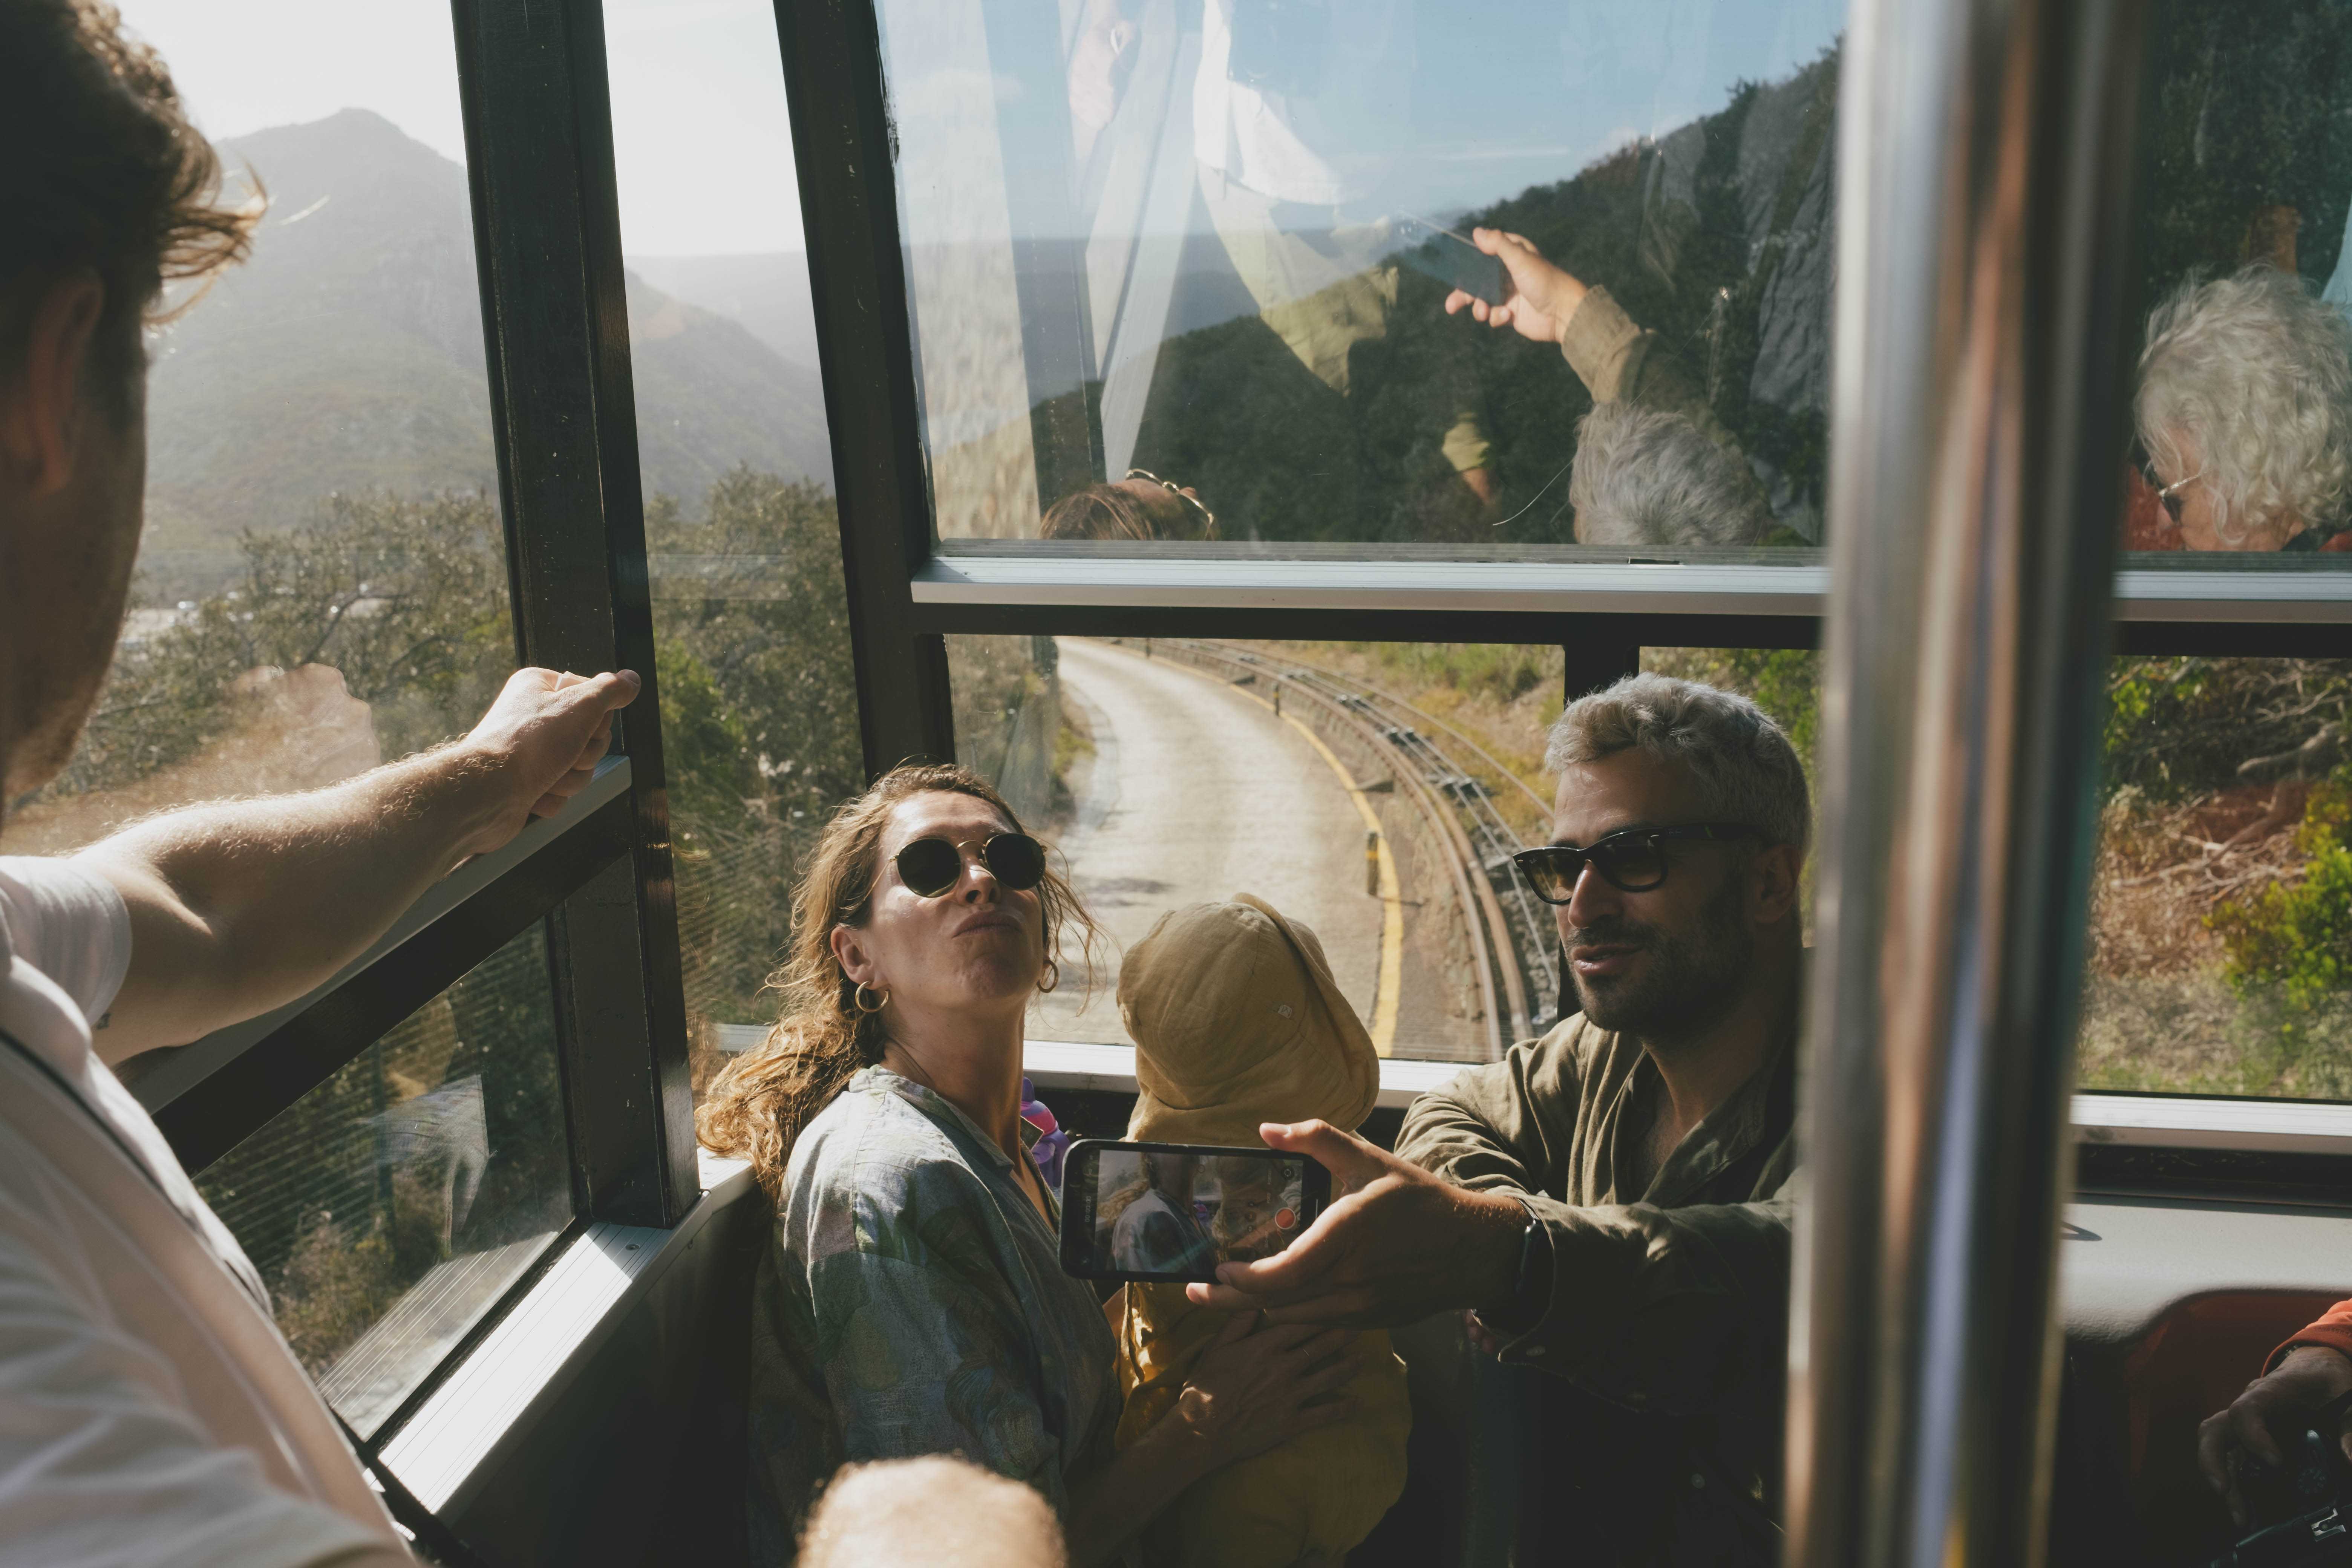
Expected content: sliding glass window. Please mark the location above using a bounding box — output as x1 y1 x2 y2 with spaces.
2 0 516 863
2115 0 2352 597
875 0 1844 554
196 929 568 1440
603 0 852 1096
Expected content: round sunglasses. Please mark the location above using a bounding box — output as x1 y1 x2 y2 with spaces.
1512 822 1762 902
1124 467 1217 536
893 832 1047 898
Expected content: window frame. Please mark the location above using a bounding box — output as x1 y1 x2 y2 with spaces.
773 0 2352 1164
117 0 706 1462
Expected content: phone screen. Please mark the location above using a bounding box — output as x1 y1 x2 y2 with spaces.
1389 214 1508 307
1059 1139 1327 1283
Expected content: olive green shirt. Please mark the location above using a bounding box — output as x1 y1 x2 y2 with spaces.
1395 1015 1795 1562
1557 285 1776 530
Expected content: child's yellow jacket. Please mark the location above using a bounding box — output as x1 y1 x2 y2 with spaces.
1110 894 1413 1568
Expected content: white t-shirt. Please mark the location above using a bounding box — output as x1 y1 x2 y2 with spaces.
0 856 411 1567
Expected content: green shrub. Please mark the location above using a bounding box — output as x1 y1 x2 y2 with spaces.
2210 769 2352 1011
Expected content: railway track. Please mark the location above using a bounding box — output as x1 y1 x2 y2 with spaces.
1148 639 1561 1057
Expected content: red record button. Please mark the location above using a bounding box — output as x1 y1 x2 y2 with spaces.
1274 1207 1297 1230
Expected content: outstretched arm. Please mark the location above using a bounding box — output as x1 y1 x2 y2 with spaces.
74 666 639 1062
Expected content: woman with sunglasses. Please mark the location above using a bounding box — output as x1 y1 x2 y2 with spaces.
700 763 1356 1565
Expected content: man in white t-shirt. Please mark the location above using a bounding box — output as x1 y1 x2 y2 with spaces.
0 4 642 1562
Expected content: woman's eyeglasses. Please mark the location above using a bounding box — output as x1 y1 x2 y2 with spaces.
1512 823 1762 901
1124 468 1217 536
2132 440 2204 526
893 833 1047 897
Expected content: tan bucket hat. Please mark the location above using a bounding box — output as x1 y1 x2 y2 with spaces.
1118 894 1380 1148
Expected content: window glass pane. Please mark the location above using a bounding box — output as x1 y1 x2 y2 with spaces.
194 926 569 1439
0 0 521 859
951 635 1564 1062
878 0 1844 551
1648 646 2352 1104
2082 656 2352 1099
2122 0 2352 567
601 0 852 1094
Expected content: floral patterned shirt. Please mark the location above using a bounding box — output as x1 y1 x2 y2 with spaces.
746 1067 1119 1563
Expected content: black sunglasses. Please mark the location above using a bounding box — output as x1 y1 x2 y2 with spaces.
893 833 1047 898
1513 823 1762 901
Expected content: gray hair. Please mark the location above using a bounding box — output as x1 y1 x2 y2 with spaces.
2136 265 2352 544
1545 672 1810 853
1568 401 1772 548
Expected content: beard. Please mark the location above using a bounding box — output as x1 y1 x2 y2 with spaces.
1565 874 1755 1040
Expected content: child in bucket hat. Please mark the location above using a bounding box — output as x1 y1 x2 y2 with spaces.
1112 895 1410 1568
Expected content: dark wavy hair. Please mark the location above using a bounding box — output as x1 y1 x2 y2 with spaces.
697 763 1099 1200
1 0 262 421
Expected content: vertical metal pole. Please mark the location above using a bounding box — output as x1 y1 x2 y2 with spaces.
1787 0 2142 1563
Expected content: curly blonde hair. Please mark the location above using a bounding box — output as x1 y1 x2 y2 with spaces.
697 763 1098 1201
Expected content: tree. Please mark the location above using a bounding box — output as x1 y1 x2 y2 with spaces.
645 468 867 1036
40 490 514 807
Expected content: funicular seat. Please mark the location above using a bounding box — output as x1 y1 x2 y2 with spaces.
435 1166 769 1568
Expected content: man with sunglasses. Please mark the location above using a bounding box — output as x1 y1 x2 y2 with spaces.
1189 672 1806 1565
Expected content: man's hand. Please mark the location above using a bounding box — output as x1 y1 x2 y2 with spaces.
83 665 639 1060
1182 1120 1527 1328
2198 1345 2352 1527
1443 229 1588 346
455 667 641 858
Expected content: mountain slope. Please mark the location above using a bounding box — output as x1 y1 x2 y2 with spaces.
627 252 820 371
141 109 830 572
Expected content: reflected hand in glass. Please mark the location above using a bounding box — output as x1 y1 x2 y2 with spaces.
1440 228 1587 346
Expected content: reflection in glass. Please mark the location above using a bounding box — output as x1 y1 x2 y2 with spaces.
1648 646 2352 1102
194 927 570 1438
950 634 1566 1061
0 2 516 858
601 0 855 1094
2124 0 2352 559
879 0 1845 548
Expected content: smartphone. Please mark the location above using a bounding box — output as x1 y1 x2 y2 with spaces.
1058 1138 1331 1283
1390 213 1508 307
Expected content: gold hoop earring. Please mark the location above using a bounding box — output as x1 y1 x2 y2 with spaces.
853 982 889 1014
1037 960 1061 994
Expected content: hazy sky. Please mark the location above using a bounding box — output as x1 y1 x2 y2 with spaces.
113 0 808 257
110 0 1841 256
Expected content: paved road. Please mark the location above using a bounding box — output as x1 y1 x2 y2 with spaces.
1031 638 1387 1047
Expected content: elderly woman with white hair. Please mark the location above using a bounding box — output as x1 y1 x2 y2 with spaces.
2133 264 2352 553
1444 227 1779 549
1568 401 1774 549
